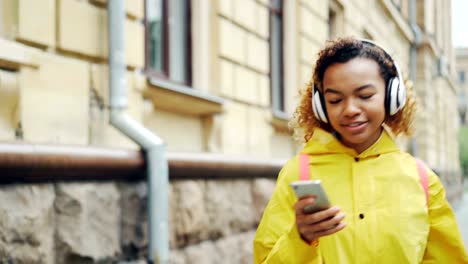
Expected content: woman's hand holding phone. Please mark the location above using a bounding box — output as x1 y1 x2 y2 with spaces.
293 196 347 244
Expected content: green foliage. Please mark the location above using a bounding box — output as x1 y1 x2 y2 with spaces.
460 126 468 178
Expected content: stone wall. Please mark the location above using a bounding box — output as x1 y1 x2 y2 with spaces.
0 178 276 263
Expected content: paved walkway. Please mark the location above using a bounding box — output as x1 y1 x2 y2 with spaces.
455 188 468 250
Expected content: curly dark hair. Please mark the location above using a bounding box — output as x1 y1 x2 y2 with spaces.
291 37 416 143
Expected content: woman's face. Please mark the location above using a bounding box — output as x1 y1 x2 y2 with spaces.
322 57 386 153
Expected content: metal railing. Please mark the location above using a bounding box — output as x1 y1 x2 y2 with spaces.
0 143 284 183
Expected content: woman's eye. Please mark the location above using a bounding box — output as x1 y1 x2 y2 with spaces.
328 99 342 104
360 94 373 100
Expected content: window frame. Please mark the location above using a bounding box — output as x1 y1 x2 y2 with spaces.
144 0 192 86
459 71 466 84
269 0 285 113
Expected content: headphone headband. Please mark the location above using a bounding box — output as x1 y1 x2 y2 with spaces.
359 39 405 88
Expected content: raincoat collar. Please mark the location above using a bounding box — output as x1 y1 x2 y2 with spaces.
301 127 400 158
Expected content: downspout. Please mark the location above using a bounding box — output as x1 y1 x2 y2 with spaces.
108 1 169 263
409 0 421 156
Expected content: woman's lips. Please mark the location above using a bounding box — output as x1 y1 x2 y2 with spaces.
341 122 368 134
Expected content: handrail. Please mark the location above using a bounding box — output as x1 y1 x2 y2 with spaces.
0 143 145 182
0 143 284 182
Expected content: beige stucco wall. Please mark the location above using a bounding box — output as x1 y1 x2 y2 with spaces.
0 0 462 186
0 0 462 188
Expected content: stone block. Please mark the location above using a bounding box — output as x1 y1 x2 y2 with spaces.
252 179 276 223
144 107 204 153
204 181 256 237
0 37 41 69
18 0 55 47
300 63 313 87
0 184 55 263
0 70 19 141
184 241 220 263
59 0 144 68
258 74 270 107
219 18 245 63
169 249 186 264
271 132 295 159
300 36 319 65
234 66 257 104
302 0 328 20
0 0 19 39
218 0 233 18
171 181 209 247
214 231 256 264
300 7 328 44
119 182 148 259
59 0 107 58
221 102 248 155
55 183 120 263
247 107 271 156
233 0 256 32
246 34 269 74
219 59 234 98
125 19 145 68
19 53 89 145
255 3 269 39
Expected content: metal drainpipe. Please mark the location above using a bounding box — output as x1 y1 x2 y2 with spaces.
409 0 421 157
108 1 169 263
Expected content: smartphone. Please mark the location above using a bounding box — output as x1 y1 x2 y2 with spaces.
290 180 331 214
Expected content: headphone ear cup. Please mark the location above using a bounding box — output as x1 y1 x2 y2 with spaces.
397 79 407 112
312 89 328 123
387 77 400 116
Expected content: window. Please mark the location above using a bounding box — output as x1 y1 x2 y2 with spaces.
459 71 466 84
145 0 192 86
328 0 344 40
269 0 284 112
328 9 337 39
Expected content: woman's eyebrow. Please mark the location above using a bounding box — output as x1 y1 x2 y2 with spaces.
324 84 375 94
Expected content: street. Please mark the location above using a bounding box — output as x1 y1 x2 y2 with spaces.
455 188 468 250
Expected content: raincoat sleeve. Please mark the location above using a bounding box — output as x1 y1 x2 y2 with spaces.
422 168 468 263
253 157 321 263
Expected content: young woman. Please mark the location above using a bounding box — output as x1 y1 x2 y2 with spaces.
253 37 467 263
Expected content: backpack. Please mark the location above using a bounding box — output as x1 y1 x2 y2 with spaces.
298 154 429 205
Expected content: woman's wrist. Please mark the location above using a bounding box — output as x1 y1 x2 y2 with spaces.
300 234 319 247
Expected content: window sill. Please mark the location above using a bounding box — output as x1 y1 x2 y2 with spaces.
144 78 224 116
270 110 292 134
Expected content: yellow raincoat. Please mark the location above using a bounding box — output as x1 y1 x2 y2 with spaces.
254 128 468 263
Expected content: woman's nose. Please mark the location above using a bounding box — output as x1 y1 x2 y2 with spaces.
343 99 360 116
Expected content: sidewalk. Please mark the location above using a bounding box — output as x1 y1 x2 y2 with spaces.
455 188 468 250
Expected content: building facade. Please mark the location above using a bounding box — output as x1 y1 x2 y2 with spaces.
0 0 463 262
456 48 468 125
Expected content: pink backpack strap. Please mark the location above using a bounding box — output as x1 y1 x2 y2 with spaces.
299 154 310 181
415 158 429 206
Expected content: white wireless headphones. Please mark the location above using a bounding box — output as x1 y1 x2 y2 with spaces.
312 39 407 123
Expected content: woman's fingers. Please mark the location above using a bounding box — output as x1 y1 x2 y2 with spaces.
303 206 341 224
302 212 346 233
300 218 347 242
294 196 316 214
312 221 347 237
